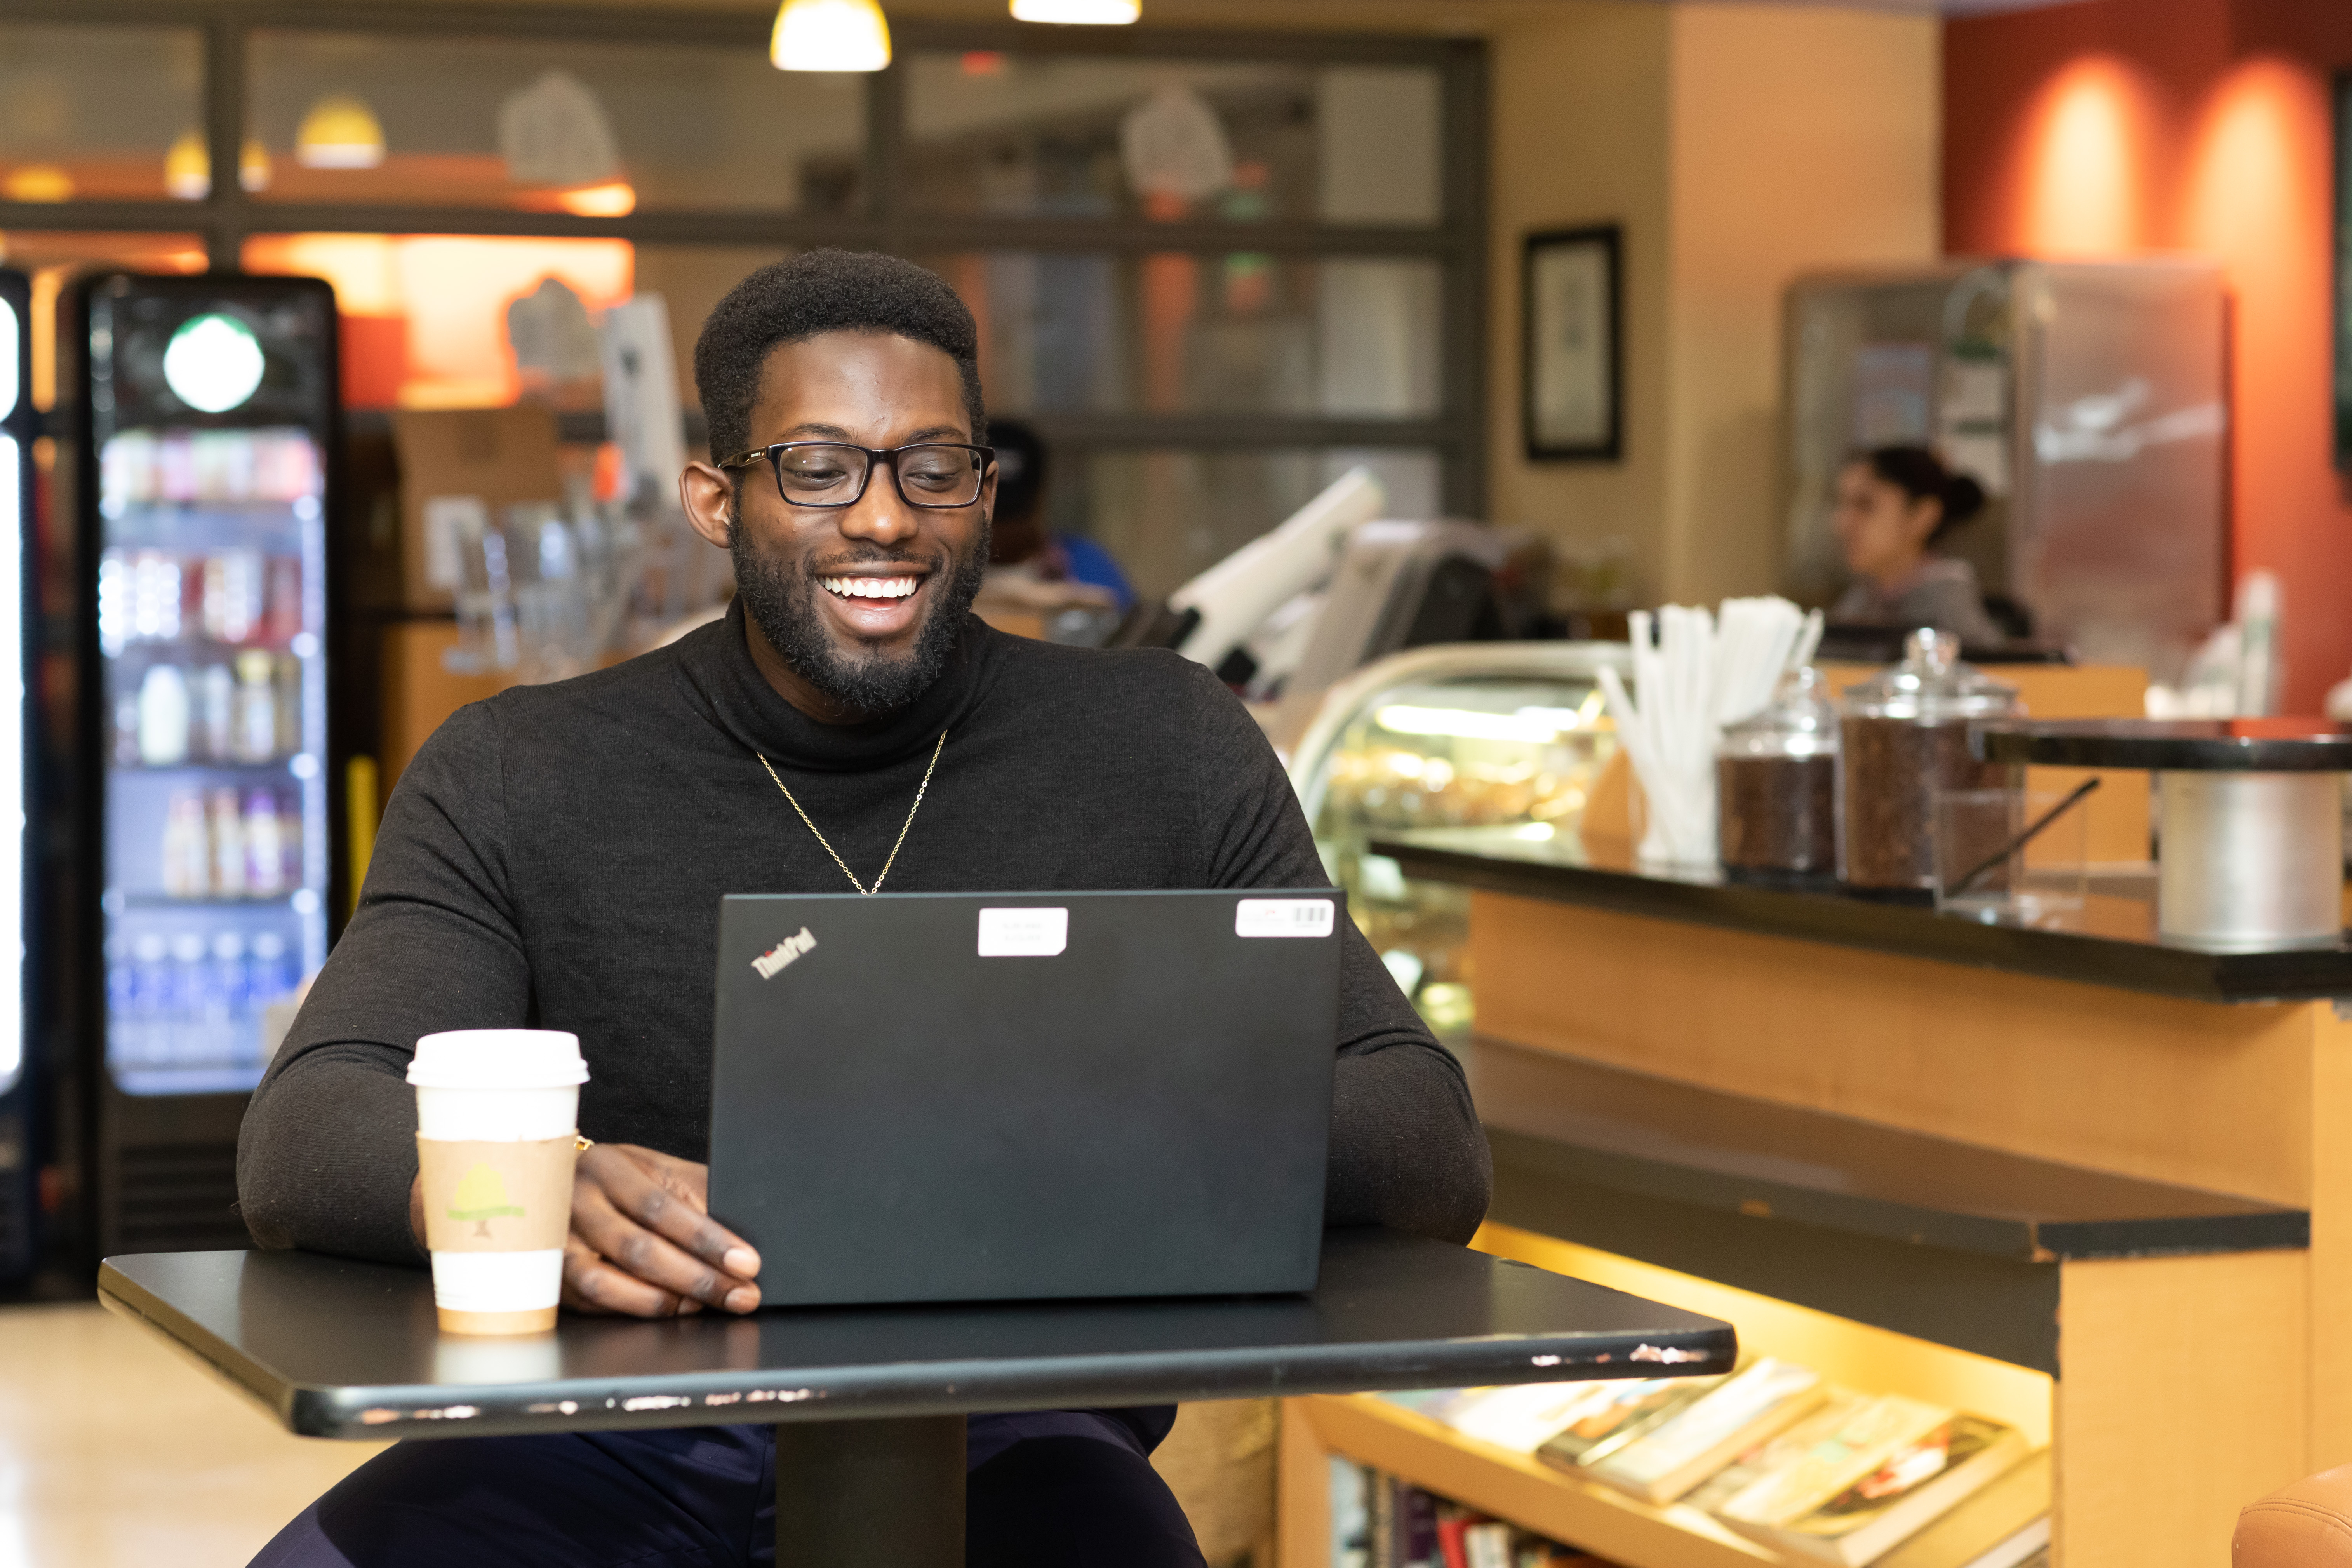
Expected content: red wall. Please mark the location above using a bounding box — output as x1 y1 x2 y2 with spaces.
1945 0 2352 709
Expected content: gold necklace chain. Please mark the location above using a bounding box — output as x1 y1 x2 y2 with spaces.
757 731 947 896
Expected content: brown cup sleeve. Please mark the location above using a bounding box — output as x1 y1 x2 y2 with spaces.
416 1135 577 1254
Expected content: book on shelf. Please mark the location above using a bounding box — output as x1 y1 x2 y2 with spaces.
1428 1381 1633 1454
1712 1392 1954 1528
1871 1450 2051 1568
1331 1459 1609 1568
1585 1357 1829 1505
1679 1390 1874 1514
1536 1375 1725 1470
1722 1411 2031 1567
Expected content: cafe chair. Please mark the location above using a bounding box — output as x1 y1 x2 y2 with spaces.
2235 1463 2352 1565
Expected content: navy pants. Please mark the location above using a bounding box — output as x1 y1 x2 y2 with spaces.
249 1411 1207 1567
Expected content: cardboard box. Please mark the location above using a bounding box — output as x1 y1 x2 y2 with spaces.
389 406 563 612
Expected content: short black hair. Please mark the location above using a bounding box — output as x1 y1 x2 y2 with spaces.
1852 444 1987 545
692 249 985 463
985 416 1047 525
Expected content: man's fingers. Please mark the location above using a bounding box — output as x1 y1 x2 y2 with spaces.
561 1237 697 1318
587 1146 762 1280
572 1184 760 1313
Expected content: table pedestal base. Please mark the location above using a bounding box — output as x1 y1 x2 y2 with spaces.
773 1414 965 1566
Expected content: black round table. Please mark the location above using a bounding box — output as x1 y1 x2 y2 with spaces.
1975 720 2348 952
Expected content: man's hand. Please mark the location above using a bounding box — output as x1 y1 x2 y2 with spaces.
405 1143 763 1319
563 1143 762 1317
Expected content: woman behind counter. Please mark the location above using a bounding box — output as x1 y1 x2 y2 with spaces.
1830 445 2004 648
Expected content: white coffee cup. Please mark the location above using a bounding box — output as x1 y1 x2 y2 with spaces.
408 1029 589 1335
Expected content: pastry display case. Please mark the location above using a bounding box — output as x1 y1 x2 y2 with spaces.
1281 643 1632 1043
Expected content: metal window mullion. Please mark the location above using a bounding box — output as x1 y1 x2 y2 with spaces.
1441 39 1491 519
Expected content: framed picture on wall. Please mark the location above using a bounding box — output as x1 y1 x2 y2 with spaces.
2335 72 2352 471
1524 224 1623 462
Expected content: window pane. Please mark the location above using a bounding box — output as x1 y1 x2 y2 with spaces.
926 252 1441 418
0 24 202 203
903 54 1441 225
1066 448 1439 600
245 32 863 212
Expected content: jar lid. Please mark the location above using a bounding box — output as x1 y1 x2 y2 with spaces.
1719 665 1841 758
1838 628 2020 721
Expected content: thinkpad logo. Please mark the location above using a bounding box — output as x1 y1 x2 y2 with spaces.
751 927 817 979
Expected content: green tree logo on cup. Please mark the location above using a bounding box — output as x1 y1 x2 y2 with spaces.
449 1163 527 1238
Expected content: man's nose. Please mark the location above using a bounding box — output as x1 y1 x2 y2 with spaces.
838 459 919 547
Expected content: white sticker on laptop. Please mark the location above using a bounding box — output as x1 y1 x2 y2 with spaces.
977 907 1068 957
1235 898 1335 938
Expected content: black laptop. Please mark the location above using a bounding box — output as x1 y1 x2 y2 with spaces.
707 889 1345 1306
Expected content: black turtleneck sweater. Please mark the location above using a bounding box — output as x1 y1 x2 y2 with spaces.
237 604 1491 1269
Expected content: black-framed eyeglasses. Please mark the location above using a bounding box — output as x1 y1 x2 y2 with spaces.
716 442 995 510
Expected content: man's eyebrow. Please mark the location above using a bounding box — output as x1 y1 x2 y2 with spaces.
754 423 973 445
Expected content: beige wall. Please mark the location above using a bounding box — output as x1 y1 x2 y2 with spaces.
1484 1 1676 597
1661 4 1940 604
1486 0 1940 607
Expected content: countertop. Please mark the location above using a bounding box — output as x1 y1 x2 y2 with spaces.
1373 826 2352 1002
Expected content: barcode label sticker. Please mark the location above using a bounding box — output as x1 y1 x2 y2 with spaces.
977 907 1068 957
1235 898 1336 939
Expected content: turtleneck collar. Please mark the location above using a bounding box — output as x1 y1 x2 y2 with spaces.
672 599 1006 774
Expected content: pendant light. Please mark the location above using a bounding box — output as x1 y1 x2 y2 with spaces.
770 0 892 72
163 132 275 197
165 131 210 200
295 94 386 170
1010 0 1140 21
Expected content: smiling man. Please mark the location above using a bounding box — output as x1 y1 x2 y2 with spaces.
237 250 1489 1568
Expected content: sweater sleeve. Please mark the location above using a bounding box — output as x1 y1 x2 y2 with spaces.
236 702 533 1264
1177 659 1493 1243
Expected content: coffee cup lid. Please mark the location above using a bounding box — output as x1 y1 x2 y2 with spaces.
407 1029 589 1089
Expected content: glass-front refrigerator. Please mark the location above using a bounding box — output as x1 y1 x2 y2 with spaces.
0 271 33 1279
68 272 336 1253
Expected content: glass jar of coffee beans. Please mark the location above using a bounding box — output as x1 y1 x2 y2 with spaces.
1716 666 1841 879
1836 629 2022 889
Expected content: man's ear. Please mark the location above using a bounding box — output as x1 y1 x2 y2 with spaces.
679 461 737 550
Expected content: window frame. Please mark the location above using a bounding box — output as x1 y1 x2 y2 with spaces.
0 0 1487 514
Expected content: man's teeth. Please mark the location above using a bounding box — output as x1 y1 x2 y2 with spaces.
821 576 919 600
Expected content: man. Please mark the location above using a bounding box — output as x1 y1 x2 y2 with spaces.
238 249 1489 1567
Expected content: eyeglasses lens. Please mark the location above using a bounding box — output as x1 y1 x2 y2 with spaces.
767 445 983 508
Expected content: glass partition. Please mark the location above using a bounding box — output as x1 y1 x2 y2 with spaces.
0 24 202 204
245 31 865 213
902 54 1442 225
926 251 1440 418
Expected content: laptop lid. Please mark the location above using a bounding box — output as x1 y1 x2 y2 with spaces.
708 889 1344 1306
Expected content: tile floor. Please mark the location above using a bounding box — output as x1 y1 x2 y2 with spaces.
0 1302 387 1568
0 1300 1274 1568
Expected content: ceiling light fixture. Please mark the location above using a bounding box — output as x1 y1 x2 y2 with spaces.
165 131 210 200
771 0 892 72
295 94 387 170
1010 0 1140 23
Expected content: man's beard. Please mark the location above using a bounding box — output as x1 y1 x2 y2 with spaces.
730 511 990 718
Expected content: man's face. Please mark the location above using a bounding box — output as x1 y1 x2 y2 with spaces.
684 330 993 719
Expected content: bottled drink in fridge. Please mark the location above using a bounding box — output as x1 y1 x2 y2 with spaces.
195 663 233 763
137 663 190 766
129 934 170 1064
208 787 246 898
209 932 249 1051
201 550 264 644
264 555 303 645
159 790 210 899
233 650 275 762
244 789 285 898
249 931 294 1006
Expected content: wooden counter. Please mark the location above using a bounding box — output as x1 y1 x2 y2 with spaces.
1283 842 2352 1568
